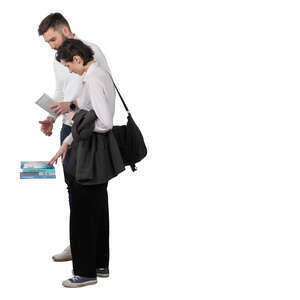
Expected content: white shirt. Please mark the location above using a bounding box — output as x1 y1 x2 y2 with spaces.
49 35 111 126
63 61 116 145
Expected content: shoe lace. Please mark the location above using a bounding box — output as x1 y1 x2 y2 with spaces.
72 276 81 282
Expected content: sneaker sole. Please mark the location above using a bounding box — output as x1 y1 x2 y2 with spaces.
52 256 72 262
97 273 109 278
71 270 109 277
62 280 97 288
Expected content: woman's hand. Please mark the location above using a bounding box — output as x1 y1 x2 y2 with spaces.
48 143 69 165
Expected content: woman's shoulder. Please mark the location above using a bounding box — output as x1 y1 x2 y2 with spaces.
85 64 112 91
87 62 109 80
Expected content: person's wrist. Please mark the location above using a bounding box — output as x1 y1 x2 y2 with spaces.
69 101 76 112
47 116 54 123
63 142 70 148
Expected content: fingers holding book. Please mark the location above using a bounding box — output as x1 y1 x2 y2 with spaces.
50 102 71 115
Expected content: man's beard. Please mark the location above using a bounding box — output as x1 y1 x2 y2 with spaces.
54 32 67 50
61 34 67 43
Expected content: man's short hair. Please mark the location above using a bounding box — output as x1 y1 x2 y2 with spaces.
38 12 71 36
56 39 94 66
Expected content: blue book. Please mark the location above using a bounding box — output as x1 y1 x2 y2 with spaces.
22 168 56 173
20 161 54 170
20 173 56 179
20 175 56 179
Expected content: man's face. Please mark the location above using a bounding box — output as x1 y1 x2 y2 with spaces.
43 27 66 50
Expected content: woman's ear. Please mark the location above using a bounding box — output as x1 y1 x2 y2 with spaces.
73 55 82 64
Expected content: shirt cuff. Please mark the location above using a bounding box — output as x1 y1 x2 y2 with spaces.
63 133 73 145
47 113 58 122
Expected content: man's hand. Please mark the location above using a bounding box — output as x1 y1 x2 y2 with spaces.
39 116 54 136
48 143 69 165
50 102 71 115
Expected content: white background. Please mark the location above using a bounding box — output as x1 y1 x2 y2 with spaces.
0 0 299 299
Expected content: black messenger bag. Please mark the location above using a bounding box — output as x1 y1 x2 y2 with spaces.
109 74 147 172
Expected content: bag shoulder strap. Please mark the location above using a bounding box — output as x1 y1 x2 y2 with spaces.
107 72 130 114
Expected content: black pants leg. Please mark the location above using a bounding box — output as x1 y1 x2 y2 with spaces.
96 185 109 268
69 176 109 277
60 124 72 208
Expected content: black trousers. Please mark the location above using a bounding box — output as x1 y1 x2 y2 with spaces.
60 124 72 207
69 175 109 277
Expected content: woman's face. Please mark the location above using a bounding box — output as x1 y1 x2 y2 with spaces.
61 56 85 75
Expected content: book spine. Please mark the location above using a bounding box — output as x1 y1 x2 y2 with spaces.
20 175 56 179
22 168 55 173
20 172 56 176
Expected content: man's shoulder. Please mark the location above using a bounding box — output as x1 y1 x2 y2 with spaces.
78 37 102 52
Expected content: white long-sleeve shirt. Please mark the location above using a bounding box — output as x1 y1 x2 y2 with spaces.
63 61 116 145
49 34 111 126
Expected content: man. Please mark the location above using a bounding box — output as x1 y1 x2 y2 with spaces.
38 12 111 268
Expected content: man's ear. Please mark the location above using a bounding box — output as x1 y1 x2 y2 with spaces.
61 26 69 36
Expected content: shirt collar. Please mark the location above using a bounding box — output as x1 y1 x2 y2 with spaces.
82 61 97 82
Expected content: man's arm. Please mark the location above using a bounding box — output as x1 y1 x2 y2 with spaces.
39 61 65 136
53 60 64 102
46 61 65 121
48 60 71 117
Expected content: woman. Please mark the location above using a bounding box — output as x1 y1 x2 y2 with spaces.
49 39 125 288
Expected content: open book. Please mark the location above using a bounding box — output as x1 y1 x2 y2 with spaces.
35 93 58 117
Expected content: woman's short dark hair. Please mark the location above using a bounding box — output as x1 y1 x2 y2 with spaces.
38 12 71 36
56 39 94 66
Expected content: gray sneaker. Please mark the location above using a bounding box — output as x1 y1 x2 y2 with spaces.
52 245 72 262
62 275 97 288
96 267 109 277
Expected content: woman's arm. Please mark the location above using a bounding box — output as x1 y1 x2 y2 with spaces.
48 130 73 165
48 143 69 165
87 78 113 130
63 133 73 145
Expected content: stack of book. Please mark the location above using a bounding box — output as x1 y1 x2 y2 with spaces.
20 161 56 179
